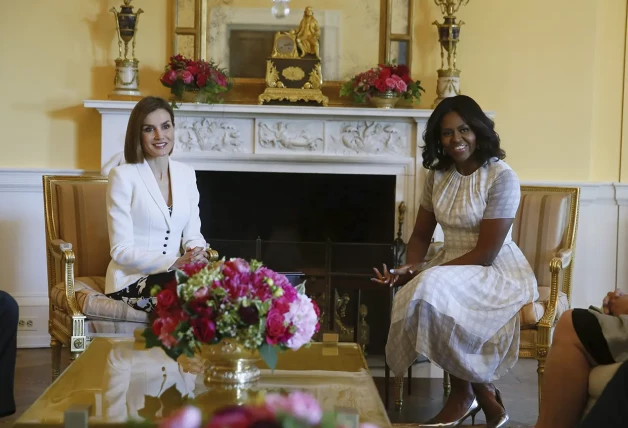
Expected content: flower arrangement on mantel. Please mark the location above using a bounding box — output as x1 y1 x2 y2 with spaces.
155 390 380 428
339 63 425 106
142 258 320 370
160 54 232 105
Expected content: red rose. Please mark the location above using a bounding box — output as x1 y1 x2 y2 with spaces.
186 64 200 75
181 262 205 277
152 318 165 336
197 72 208 87
189 298 213 318
266 310 289 345
163 279 178 293
191 318 216 342
157 289 177 310
160 70 177 86
375 79 388 93
312 301 321 333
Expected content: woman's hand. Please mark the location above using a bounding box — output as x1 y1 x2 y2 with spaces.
371 263 419 287
603 289 628 316
173 246 208 269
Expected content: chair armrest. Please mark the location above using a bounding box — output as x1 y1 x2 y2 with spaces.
538 247 573 327
556 248 573 269
49 239 85 318
425 241 444 262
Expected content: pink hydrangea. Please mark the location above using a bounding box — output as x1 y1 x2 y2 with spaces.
284 293 318 350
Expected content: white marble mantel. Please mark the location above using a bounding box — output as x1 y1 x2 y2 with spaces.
84 100 446 240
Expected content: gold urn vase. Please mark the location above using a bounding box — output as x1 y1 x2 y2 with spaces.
369 91 401 109
200 339 262 386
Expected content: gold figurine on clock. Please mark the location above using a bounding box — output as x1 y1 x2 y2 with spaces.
259 6 329 106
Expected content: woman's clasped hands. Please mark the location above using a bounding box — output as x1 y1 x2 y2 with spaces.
173 246 208 269
371 263 422 287
602 289 628 316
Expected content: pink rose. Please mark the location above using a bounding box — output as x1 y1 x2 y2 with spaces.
396 79 407 92
208 406 270 428
264 392 322 425
181 70 194 84
385 78 397 91
156 317 179 349
159 406 202 428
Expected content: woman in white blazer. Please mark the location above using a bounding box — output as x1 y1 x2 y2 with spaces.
105 96 208 312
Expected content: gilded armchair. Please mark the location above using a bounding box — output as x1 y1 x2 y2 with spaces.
43 175 219 380
390 186 579 410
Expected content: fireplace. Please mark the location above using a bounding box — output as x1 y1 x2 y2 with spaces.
196 170 398 354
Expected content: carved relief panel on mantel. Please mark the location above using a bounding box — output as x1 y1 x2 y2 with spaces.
256 120 324 153
175 117 253 153
326 121 411 156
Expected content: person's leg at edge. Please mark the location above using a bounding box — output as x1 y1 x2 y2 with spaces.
429 374 475 422
535 309 595 428
0 290 18 418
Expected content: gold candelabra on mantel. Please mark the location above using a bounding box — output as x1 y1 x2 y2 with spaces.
432 0 469 108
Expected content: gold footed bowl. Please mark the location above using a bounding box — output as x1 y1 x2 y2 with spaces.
369 91 401 109
199 339 262 386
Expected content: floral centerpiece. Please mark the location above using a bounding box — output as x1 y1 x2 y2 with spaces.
339 63 425 108
160 54 232 105
142 258 320 378
155 391 379 428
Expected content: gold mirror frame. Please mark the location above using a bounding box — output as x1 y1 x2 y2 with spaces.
172 0 414 105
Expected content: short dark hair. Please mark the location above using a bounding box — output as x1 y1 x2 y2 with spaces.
124 96 175 164
421 95 505 170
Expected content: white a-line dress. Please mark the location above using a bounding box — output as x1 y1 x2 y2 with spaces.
386 159 538 382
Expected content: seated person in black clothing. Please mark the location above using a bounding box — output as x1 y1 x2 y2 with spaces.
0 290 18 418
535 289 628 428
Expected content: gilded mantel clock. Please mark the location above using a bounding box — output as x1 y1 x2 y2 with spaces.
259 7 329 106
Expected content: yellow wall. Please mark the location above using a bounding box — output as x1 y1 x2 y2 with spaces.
0 0 172 170
1 0 627 182
414 0 626 182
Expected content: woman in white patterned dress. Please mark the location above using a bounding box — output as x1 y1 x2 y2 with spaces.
373 95 537 427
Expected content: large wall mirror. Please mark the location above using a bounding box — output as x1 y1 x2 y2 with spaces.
173 0 413 102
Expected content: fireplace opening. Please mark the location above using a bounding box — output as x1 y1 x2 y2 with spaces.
196 170 398 355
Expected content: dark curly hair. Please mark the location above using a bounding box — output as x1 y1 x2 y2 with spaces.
421 95 505 170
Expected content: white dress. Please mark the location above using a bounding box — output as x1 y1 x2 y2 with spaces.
386 159 538 382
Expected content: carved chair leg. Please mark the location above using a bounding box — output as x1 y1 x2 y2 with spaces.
394 375 404 411
537 355 546 410
384 361 390 409
443 371 451 396
50 338 62 381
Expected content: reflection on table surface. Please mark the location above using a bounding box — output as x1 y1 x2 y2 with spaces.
14 338 390 428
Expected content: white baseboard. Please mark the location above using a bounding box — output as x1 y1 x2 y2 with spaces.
18 335 52 348
1 169 626 352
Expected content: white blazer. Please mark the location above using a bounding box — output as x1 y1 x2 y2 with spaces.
105 159 206 294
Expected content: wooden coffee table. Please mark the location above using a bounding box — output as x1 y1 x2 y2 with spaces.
14 338 390 427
